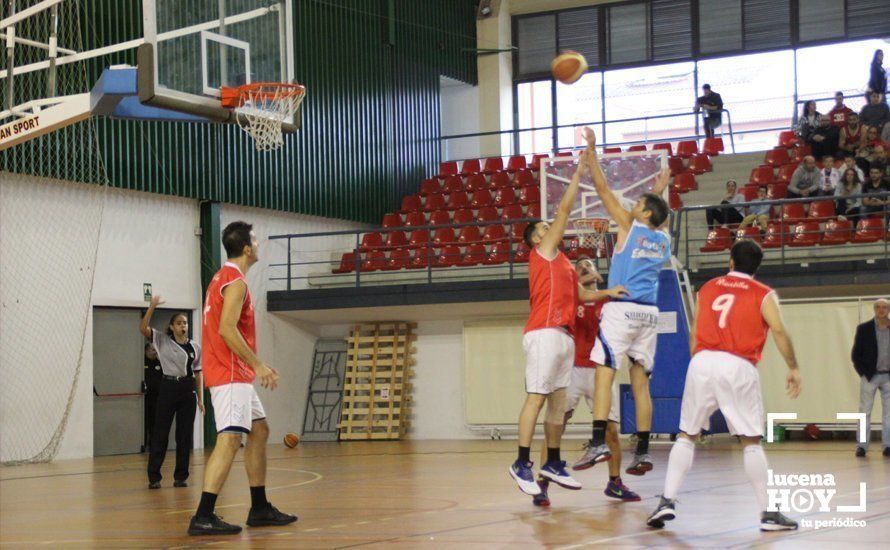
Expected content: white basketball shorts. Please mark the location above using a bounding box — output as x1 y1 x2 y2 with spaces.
523 328 574 395
679 350 764 438
590 301 659 371
209 382 267 434
565 367 620 423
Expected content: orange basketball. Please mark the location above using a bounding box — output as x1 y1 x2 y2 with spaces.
551 51 588 84
283 432 300 448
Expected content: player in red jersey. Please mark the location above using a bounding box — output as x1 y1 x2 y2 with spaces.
533 257 636 507
647 240 802 532
188 221 297 536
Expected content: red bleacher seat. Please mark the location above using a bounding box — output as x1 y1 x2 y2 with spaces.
422 194 445 212
465 173 487 192
767 183 788 200
443 176 463 195
530 154 549 171
489 171 510 189
764 148 790 167
689 153 713 174
526 203 541 218
471 190 493 208
477 206 499 223
460 158 480 176
401 194 422 213
790 146 811 163
453 208 474 225
385 231 408 248
457 226 482 245
382 249 410 271
501 204 523 221
483 157 504 175
361 250 386 272
675 141 697 158
494 188 516 207
674 172 696 193
782 203 807 224
514 243 531 262
702 137 724 156
700 227 733 252
482 225 507 244
742 186 759 201
360 232 383 251
506 155 527 173
332 252 358 274
382 213 402 228
513 169 534 187
822 218 853 245
669 189 683 210
628 144 647 152
807 200 835 221
776 164 797 184
778 130 799 148
603 147 622 154
762 223 788 248
419 178 440 195
565 238 595 260
409 246 431 269
749 165 775 186
484 242 511 265
408 229 429 248
510 221 528 242
405 211 426 227
789 221 822 247
653 142 674 157
461 244 487 266
436 246 461 267
851 218 885 243
429 210 450 226
447 191 470 210
437 161 457 179
668 156 685 176
433 228 456 246
519 186 540 205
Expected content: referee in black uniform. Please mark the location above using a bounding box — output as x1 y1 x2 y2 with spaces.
140 295 204 489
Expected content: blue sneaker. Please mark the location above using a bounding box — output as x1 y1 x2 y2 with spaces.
539 460 582 490
532 478 550 507
509 459 541 495
604 477 641 502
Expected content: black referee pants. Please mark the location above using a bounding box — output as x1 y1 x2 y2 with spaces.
147 378 197 483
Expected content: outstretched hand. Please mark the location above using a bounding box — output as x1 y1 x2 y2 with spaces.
583 126 596 149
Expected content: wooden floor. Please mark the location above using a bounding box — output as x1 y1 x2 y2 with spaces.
1 439 889 548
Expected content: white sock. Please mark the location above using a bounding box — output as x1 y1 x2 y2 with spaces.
663 437 695 500
744 444 769 512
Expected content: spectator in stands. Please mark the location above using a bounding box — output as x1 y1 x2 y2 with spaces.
840 155 865 182
882 120 890 145
835 168 863 223
867 49 886 99
862 167 890 224
738 186 771 232
695 84 723 138
828 91 856 128
860 92 890 131
796 100 821 142
818 155 840 196
788 156 820 199
856 126 883 172
808 115 839 159
872 146 888 180
705 180 745 229
838 113 866 158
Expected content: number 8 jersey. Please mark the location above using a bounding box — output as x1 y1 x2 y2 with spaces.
694 271 774 365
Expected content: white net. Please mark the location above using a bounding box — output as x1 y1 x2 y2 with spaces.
234 83 305 152
574 218 610 256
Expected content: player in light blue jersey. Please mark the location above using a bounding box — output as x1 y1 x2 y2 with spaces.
572 130 673 476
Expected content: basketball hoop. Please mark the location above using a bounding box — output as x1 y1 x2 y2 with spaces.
221 83 306 152
574 218 610 257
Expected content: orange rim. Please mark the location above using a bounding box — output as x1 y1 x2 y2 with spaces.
220 82 305 108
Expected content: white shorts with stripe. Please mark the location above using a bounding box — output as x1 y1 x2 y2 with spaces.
209 382 266 434
679 350 764 437
523 328 574 394
590 301 659 372
565 367 620 423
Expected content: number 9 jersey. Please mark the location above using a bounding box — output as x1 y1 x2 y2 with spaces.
694 271 774 365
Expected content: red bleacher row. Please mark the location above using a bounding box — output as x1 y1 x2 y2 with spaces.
700 131 888 252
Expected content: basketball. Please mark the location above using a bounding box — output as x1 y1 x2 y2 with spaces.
803 423 821 440
551 50 588 84
283 432 300 448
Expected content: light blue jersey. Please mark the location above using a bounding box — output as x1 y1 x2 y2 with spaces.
607 221 671 306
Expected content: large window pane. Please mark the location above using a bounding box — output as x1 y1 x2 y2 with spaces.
699 0 741 54
603 62 696 147
517 80 553 155
516 15 556 77
796 38 888 117
698 51 795 153
608 3 648 65
556 72 603 152
798 0 845 43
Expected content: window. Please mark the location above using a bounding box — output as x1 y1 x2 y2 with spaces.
743 0 791 51
795 38 886 113
516 80 553 154
556 72 603 151
798 0 845 43
608 3 648 65
557 8 599 69
516 15 556 78
651 0 692 61
699 0 742 54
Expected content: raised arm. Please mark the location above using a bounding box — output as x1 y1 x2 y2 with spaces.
652 166 672 197
220 281 279 390
585 138 633 232
539 130 596 256
761 293 802 398
139 295 163 339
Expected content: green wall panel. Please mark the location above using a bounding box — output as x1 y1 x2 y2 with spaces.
0 0 477 224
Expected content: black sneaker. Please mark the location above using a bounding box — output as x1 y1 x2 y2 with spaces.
856 447 866 457
246 504 298 527
646 496 676 529
173 480 188 488
148 481 161 490
188 514 242 536
760 511 798 531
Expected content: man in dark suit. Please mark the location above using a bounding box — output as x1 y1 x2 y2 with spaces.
695 84 724 139
852 298 890 457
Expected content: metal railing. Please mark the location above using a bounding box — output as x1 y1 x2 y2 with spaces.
439 108 737 161
792 93 868 126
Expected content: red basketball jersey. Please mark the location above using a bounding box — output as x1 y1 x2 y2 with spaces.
524 248 579 334
574 299 607 368
202 262 257 387
695 271 774 364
